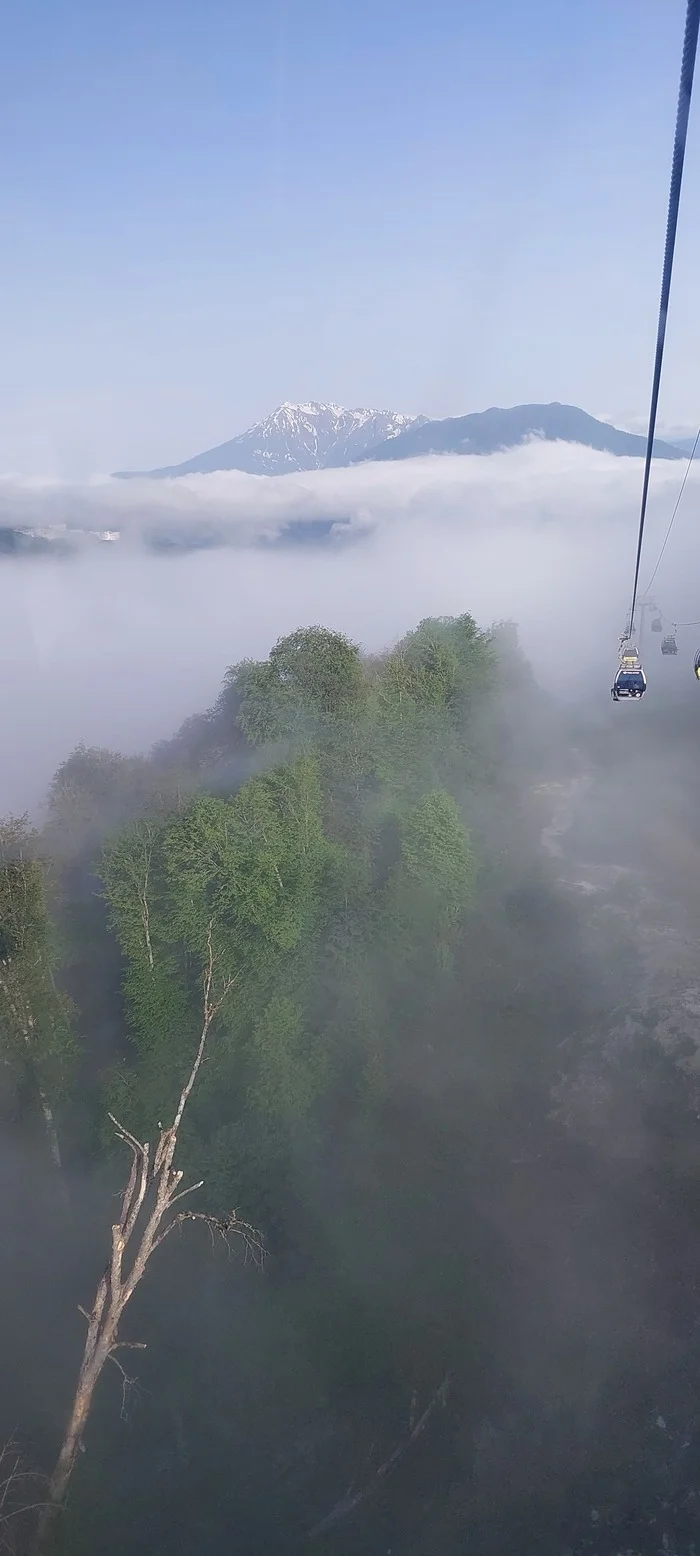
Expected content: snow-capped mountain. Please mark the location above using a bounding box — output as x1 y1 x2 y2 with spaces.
114 402 426 479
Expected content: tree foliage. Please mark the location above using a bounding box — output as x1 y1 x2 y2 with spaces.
4 609 544 1551
386 790 477 970
0 816 76 1168
229 626 367 746
248 994 327 1118
162 756 330 957
0 818 76 1088
90 615 491 1175
8 609 497 1192
45 744 176 859
370 614 493 800
100 757 334 1141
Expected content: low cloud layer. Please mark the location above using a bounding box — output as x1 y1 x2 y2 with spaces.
3 443 700 816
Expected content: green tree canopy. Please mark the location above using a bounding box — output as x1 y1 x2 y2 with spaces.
227 626 367 746
0 816 76 1166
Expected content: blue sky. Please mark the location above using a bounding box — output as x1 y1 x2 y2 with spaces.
1 0 699 475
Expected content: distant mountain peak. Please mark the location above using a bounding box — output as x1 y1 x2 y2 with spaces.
272 400 331 418
115 402 424 479
113 399 687 482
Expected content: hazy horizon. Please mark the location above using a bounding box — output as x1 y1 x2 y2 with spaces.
2 0 700 478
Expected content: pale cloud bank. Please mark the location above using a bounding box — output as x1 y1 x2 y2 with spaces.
2 444 699 816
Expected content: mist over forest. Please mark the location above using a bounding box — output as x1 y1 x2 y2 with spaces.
5 0 700 1539
3 441 700 1556
5 442 700 815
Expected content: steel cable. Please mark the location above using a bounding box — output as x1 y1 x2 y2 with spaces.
625 0 700 638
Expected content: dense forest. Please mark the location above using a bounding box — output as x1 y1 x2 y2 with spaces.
2 614 700 1556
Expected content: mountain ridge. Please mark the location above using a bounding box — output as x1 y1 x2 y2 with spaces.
668 434 700 457
359 402 686 464
114 402 425 479
113 400 687 480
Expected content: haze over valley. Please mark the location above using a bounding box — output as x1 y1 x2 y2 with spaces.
5 434 700 819
5 1 700 1553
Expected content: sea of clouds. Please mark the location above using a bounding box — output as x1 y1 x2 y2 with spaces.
3 443 699 815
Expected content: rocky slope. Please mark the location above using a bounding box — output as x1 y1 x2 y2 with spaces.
114 402 424 478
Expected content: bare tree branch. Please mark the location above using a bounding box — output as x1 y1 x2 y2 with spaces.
167 923 236 1157
308 1375 452 1540
33 929 262 1552
106 1353 143 1423
166 1179 205 1208
0 1437 47 1556
152 1208 267 1264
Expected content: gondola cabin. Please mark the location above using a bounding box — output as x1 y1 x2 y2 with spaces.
612 645 647 701
661 634 678 655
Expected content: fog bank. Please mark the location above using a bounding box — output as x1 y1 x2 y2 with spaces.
3 443 699 815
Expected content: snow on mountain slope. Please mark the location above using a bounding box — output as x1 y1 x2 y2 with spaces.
114 403 425 479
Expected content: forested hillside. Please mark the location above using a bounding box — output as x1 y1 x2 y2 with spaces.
2 615 697 1555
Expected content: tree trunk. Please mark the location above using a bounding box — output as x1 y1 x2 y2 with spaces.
47 1356 102 1505
34 1333 111 1550
36 1088 61 1170
0 965 68 1195
37 1085 69 1205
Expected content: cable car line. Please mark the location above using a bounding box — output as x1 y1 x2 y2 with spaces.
637 610 700 628
623 0 700 644
643 424 700 595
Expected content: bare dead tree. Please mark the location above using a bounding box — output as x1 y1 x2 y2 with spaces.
34 924 264 1552
308 1375 451 1540
0 1436 47 1555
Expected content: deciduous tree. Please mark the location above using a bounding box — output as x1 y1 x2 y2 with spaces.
0 817 76 1179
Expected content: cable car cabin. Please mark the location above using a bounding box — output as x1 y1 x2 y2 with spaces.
612 646 646 700
612 667 647 700
661 634 678 655
651 617 663 632
694 651 700 682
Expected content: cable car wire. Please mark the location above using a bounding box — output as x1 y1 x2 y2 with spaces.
644 424 700 594
625 0 700 639
648 614 700 626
